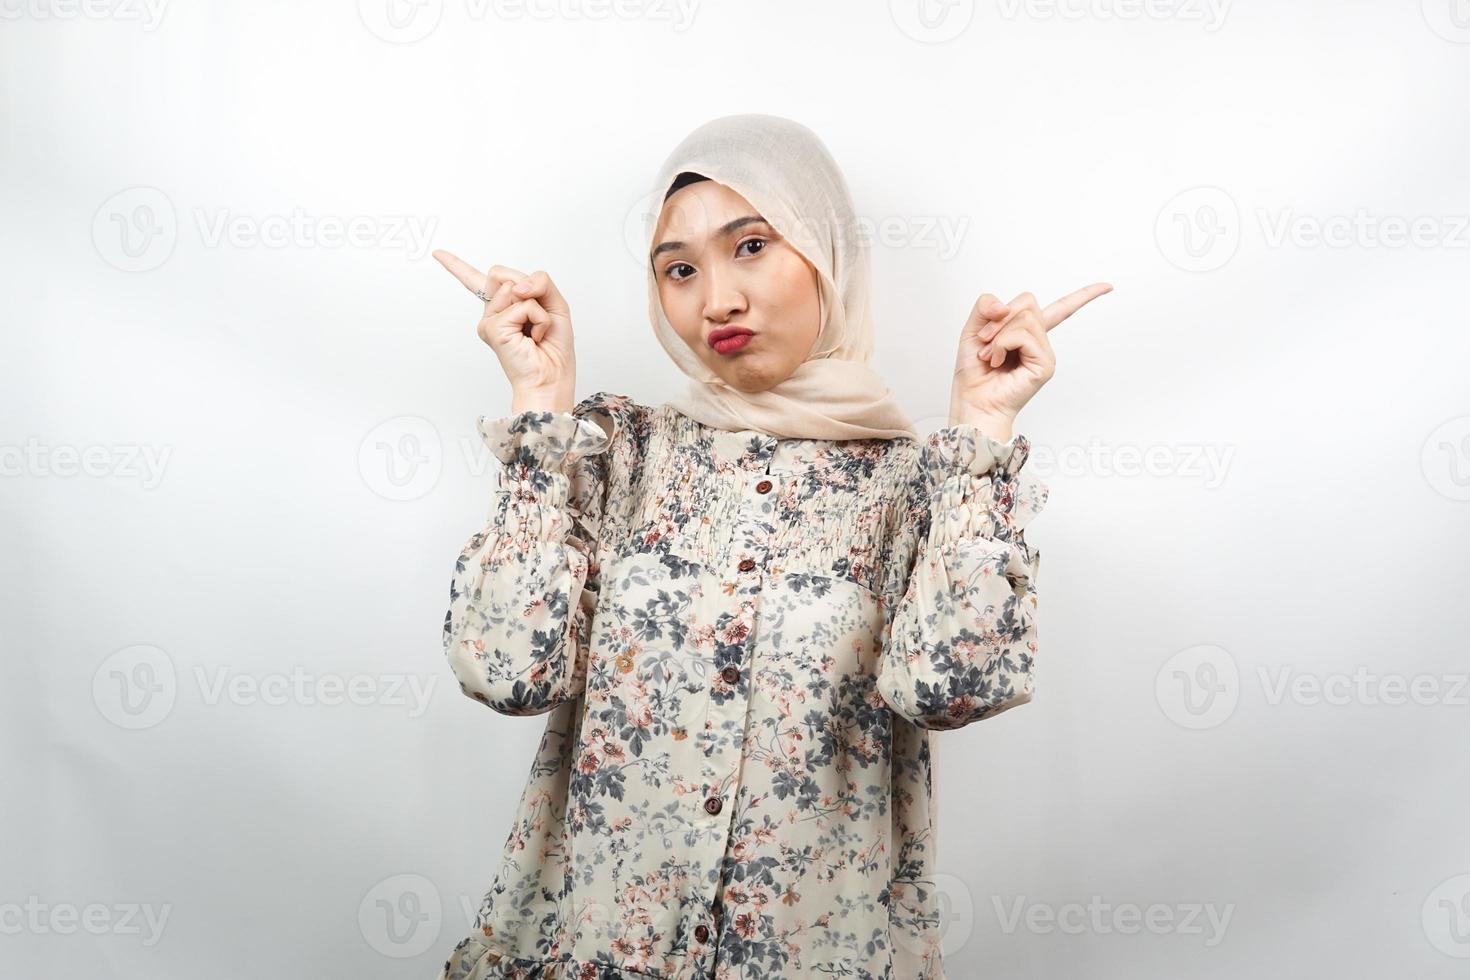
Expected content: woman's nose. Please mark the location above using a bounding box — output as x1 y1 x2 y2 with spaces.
701 266 747 322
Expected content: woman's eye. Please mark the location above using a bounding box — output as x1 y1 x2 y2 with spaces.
666 262 695 281
737 238 767 257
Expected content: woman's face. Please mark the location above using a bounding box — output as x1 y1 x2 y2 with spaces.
651 179 822 393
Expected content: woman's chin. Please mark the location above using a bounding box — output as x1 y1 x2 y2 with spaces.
724 371 787 394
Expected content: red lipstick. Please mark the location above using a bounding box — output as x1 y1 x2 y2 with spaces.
708 326 754 355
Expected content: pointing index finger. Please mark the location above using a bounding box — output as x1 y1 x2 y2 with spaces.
431 249 495 297
432 250 526 301
1040 282 1113 330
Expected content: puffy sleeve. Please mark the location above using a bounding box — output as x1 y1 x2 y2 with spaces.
876 424 1049 731
442 391 628 716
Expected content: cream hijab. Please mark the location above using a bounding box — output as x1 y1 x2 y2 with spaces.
644 114 918 442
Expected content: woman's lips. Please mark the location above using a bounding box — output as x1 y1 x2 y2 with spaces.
708 328 755 355
712 333 753 354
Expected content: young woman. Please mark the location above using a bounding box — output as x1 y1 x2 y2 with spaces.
430 113 1109 980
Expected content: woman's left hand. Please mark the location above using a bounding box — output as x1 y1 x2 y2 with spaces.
949 283 1113 433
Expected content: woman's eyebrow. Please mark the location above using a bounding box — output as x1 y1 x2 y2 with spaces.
651 215 769 259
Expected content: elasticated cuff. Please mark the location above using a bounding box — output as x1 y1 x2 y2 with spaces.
476 409 613 510
918 425 1049 548
479 409 611 468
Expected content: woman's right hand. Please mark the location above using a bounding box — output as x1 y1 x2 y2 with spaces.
432 250 577 405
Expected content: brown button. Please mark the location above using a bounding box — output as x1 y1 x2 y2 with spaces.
738 558 756 572
694 924 710 943
755 479 773 494
704 796 723 815
720 665 740 684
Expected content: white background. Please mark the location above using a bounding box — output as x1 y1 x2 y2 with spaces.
3 1 1470 977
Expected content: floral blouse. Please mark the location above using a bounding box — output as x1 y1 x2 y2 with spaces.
436 391 1048 980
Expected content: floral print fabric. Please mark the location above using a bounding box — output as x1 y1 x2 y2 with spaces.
437 391 1048 980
